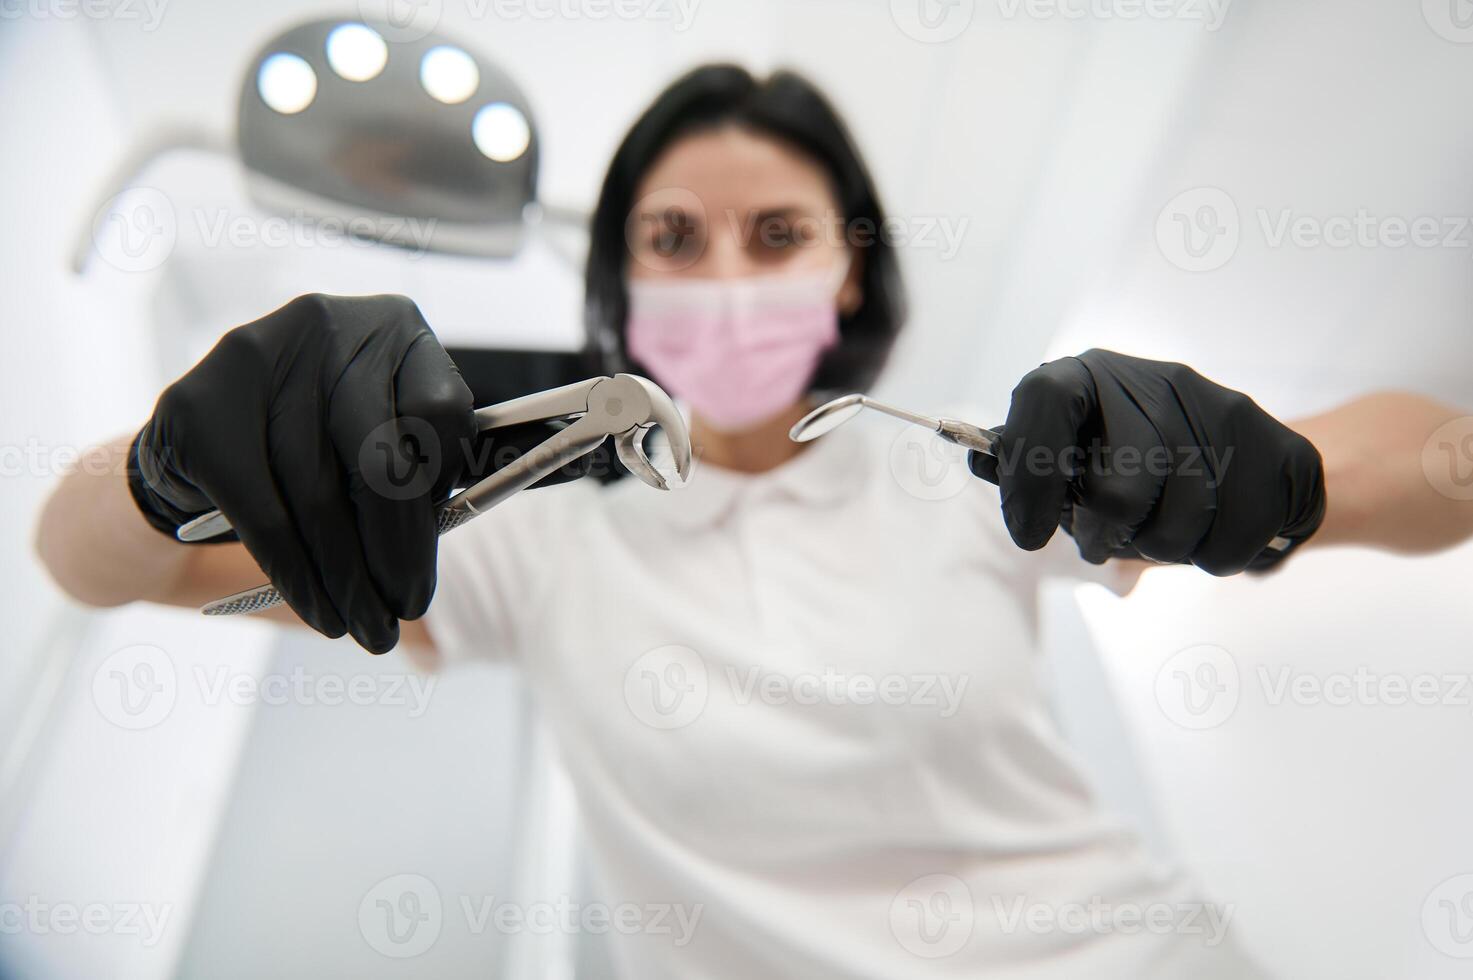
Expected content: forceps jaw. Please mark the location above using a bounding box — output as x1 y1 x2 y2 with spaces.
615 374 692 488
614 427 671 490
416 372 693 518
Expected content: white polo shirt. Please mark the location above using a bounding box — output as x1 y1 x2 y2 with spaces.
426 421 1269 979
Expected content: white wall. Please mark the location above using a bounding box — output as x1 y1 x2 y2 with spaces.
1036 2 1473 977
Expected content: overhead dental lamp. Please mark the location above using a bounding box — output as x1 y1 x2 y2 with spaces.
74 17 577 270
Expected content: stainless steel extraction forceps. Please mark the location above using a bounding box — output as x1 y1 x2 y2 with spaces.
183 373 692 617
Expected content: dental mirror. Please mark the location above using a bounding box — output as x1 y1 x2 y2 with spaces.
790 394 866 442
790 394 1001 456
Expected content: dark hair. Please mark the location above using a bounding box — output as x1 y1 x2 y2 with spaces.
584 64 906 394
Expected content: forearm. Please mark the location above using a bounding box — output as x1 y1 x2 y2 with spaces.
1292 392 1473 554
35 434 437 649
34 435 194 607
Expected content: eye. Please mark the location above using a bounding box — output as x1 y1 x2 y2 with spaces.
746 210 823 261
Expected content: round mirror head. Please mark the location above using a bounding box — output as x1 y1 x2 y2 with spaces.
789 394 866 443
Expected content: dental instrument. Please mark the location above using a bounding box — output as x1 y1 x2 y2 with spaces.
790 393 1001 455
791 393 1291 554
185 374 691 616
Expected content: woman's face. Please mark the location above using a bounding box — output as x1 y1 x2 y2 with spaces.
622 126 865 456
627 125 862 308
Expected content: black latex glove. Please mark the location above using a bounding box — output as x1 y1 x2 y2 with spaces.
131 294 484 652
969 349 1326 574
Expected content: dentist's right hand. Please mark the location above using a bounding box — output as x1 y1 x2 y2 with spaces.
128 294 476 653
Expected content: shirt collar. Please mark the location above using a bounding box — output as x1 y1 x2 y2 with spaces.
650 422 871 530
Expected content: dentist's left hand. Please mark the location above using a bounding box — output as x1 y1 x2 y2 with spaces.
969 349 1327 574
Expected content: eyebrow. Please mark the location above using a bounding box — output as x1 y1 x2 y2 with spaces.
750 206 812 222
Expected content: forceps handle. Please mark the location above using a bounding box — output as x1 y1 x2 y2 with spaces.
197 414 612 617
198 507 464 617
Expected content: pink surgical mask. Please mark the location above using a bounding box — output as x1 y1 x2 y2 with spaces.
625 267 844 432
